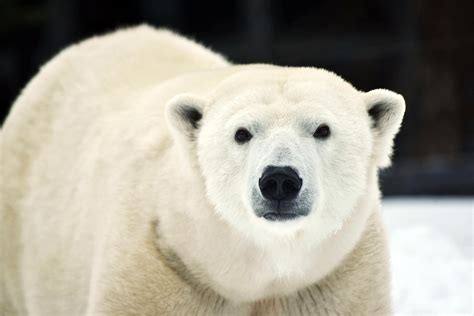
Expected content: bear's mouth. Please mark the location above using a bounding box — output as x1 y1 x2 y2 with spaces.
251 187 312 221
262 212 300 221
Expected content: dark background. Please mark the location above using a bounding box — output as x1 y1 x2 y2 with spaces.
1 0 473 195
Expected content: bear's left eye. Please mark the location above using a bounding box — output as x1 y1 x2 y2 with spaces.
235 128 253 144
313 124 331 139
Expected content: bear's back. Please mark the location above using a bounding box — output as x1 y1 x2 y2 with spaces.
1 24 228 209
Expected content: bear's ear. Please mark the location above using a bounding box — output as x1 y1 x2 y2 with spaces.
165 94 205 144
363 89 406 168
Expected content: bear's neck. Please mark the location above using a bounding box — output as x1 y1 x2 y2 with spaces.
155 207 390 314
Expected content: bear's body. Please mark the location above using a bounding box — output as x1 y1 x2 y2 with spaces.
1 26 404 315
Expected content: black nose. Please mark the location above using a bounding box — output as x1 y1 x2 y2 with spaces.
259 166 302 201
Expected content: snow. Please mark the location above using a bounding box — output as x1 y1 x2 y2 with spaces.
382 198 473 315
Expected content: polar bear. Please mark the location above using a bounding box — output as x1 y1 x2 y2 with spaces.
0 25 405 315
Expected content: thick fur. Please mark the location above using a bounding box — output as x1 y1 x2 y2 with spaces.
0 25 405 315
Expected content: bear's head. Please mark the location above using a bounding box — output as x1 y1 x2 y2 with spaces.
165 66 405 299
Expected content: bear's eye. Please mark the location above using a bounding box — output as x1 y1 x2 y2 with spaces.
235 128 253 144
313 124 331 139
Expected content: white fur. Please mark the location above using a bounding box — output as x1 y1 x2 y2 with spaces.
1 25 405 315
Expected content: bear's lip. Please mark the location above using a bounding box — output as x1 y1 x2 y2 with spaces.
262 212 300 221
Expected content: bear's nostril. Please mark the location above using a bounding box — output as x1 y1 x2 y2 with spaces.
261 179 278 198
258 166 302 201
283 179 299 195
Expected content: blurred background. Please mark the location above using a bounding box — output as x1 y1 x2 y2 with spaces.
1 0 473 314
1 0 473 195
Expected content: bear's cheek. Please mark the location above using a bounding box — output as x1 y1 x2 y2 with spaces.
198 149 249 209
312 138 369 209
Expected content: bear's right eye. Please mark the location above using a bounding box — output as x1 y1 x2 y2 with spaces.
235 128 253 144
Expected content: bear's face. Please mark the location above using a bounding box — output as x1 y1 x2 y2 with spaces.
200 74 373 246
166 66 405 251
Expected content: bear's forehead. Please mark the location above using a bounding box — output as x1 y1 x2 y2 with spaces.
206 85 365 135
210 67 358 106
